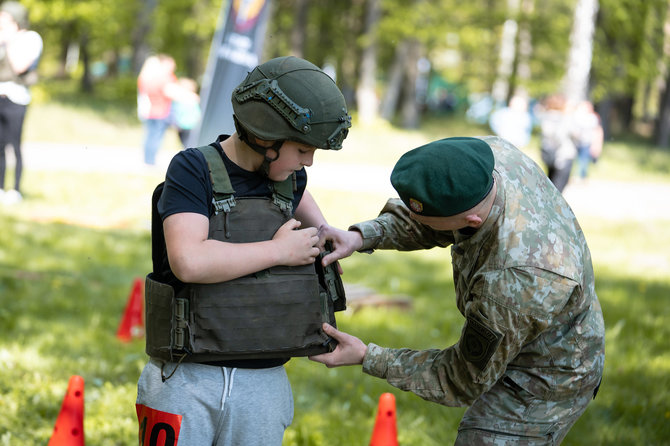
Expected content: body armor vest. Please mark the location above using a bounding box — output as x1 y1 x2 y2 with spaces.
145 145 346 363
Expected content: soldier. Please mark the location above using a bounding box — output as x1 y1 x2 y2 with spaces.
137 56 350 446
311 136 605 444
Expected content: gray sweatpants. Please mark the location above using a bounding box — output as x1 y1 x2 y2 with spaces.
136 359 293 446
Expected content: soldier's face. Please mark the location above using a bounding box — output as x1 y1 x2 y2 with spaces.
409 212 468 231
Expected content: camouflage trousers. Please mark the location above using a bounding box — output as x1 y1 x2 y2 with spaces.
455 376 600 445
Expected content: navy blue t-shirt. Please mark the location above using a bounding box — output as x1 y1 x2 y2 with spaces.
154 135 307 368
158 136 306 221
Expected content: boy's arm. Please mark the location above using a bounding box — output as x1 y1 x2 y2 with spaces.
164 211 320 284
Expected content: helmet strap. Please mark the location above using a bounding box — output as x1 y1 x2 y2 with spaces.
233 115 284 176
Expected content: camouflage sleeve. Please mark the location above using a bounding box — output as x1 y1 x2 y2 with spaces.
362 268 567 407
349 198 455 252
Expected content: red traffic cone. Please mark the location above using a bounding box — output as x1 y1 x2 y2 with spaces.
369 393 398 446
116 278 144 342
48 375 85 446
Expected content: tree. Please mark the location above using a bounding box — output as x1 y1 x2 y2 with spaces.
654 2 670 147
562 0 599 104
592 0 667 136
491 0 521 106
131 0 158 74
290 0 309 57
356 0 381 125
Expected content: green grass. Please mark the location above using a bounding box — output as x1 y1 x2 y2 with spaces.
1 92 669 444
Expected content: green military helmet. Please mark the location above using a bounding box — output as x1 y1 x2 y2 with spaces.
232 56 351 152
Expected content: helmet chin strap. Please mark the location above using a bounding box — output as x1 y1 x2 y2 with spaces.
233 115 284 176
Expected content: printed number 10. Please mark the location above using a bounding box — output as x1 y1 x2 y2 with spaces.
139 416 177 446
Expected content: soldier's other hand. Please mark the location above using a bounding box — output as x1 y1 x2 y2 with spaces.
272 219 320 265
309 323 367 367
316 224 363 267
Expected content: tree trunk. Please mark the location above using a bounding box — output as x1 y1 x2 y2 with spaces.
183 1 211 78
380 41 409 121
356 0 381 125
563 0 599 103
492 0 520 105
131 0 158 74
400 39 422 129
656 70 670 147
653 2 670 148
290 0 308 58
80 31 93 93
58 22 76 78
512 0 534 98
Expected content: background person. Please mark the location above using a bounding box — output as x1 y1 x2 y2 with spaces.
488 94 533 149
137 54 198 165
169 77 201 148
0 1 42 204
538 94 577 192
571 100 604 180
311 136 605 445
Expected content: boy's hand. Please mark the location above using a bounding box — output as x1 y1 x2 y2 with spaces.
272 219 320 265
316 224 363 267
309 323 367 367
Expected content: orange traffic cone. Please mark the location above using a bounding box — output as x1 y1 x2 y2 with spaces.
116 277 144 342
48 375 85 446
369 393 398 446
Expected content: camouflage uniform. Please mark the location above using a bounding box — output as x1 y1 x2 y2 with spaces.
351 136 605 444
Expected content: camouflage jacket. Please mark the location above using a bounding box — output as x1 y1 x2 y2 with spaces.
351 136 605 407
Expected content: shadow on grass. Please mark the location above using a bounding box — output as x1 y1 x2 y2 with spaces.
1 214 669 445
565 276 670 445
34 77 139 125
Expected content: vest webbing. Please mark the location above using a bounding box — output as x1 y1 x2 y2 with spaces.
144 144 346 363
198 144 294 213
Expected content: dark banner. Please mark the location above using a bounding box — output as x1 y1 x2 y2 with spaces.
190 0 272 147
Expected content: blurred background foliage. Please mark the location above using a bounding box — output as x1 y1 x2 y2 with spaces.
16 0 670 145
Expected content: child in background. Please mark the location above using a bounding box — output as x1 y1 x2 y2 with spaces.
170 77 201 148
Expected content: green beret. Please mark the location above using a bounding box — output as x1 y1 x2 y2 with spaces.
390 137 494 217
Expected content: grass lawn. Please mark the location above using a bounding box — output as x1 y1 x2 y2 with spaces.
1 91 669 444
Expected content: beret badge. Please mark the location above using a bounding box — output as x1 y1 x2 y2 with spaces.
409 198 423 213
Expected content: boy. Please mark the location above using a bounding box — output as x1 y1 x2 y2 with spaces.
136 56 351 445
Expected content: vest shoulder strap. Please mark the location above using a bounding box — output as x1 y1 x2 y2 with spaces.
196 143 295 212
272 173 295 211
197 144 237 214
197 144 234 197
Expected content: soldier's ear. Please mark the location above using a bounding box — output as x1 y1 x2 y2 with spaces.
465 214 483 228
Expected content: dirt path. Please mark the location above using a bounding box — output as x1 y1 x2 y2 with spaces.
21 142 670 222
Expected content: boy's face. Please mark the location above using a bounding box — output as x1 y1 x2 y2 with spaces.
267 141 317 181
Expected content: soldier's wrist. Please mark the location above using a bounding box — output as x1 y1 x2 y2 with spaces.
348 221 382 253
362 343 389 378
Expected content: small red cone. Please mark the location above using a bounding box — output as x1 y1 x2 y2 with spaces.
48 375 85 446
116 278 144 342
369 393 398 446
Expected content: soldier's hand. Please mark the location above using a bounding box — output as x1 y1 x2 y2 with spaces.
309 323 367 367
316 224 363 267
272 219 320 265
